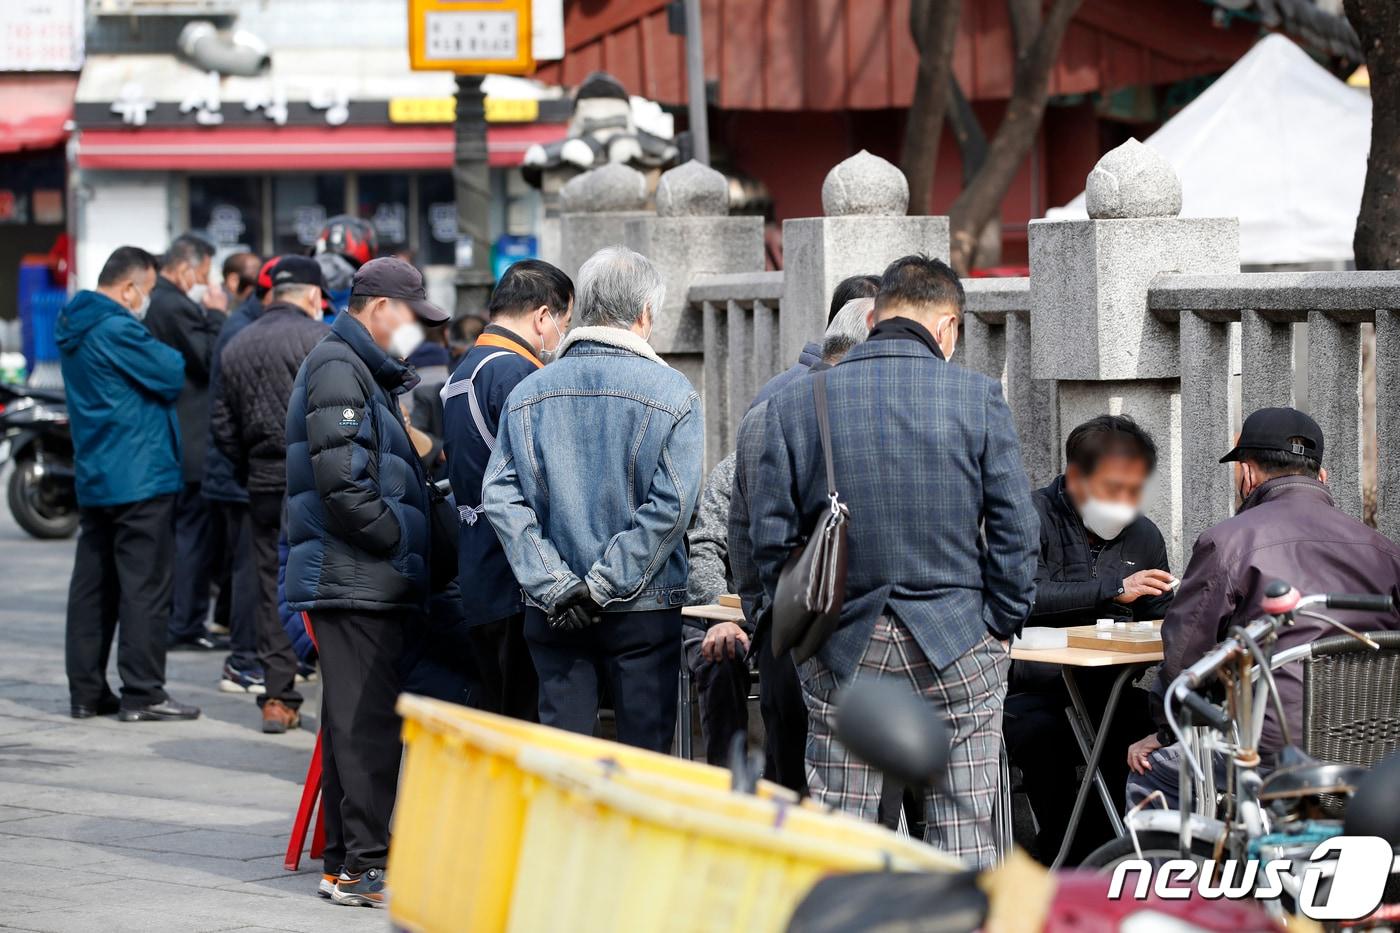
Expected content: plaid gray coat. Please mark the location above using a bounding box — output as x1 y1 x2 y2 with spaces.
748 337 1038 678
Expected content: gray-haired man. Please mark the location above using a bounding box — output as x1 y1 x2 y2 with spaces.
483 245 705 752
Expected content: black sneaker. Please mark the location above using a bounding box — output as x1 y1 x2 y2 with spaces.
71 695 121 719
331 868 387 908
118 698 201 722
169 634 229 652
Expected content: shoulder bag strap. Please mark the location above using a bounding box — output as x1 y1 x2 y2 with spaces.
813 370 838 500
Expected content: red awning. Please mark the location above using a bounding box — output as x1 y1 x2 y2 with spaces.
76 123 566 171
0 75 77 154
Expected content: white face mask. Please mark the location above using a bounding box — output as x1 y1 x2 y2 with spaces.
129 285 151 321
389 320 425 360
1080 497 1137 541
539 312 565 363
187 283 208 306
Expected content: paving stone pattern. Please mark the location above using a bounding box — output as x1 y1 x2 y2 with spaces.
0 469 385 933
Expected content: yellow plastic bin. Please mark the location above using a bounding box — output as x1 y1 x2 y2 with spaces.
389 695 961 933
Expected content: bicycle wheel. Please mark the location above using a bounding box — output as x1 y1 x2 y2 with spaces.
1078 830 1218 871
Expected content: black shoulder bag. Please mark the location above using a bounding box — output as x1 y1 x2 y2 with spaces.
771 370 850 664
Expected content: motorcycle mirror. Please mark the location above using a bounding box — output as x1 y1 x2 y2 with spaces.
835 679 950 788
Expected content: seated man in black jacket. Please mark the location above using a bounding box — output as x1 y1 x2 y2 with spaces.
1005 415 1174 864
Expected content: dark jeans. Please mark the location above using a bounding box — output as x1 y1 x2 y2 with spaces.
466 612 538 721
313 609 404 875
209 501 230 633
66 495 174 709
524 606 681 753
1004 667 1151 865
250 492 301 709
216 501 258 671
167 481 212 644
683 630 750 766
755 629 808 794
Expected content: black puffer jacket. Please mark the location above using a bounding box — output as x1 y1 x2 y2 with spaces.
283 312 431 614
1030 474 1174 627
203 294 264 503
145 276 223 483
211 302 328 495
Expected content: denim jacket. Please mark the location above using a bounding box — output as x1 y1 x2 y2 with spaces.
482 325 704 614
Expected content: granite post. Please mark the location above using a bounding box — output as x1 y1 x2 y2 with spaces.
557 162 651 284
781 151 949 367
627 160 765 453
1029 139 1240 566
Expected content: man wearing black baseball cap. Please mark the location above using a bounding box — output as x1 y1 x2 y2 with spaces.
281 256 447 907
1126 406 1400 808
212 254 330 736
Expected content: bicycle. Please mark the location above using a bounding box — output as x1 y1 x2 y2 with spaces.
1078 581 1398 919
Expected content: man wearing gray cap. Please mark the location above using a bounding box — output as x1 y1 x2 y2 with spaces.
283 257 449 908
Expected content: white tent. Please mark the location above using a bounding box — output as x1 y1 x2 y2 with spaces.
1046 34 1371 266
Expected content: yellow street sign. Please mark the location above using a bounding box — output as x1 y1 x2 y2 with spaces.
408 0 534 76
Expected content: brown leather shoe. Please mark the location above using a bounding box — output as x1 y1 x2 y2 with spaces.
261 699 301 734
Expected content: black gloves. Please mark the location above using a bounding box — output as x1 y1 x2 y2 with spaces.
549 582 603 631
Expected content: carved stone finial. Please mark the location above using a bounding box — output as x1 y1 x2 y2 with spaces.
560 162 648 213
821 149 909 217
1085 139 1182 219
655 159 729 217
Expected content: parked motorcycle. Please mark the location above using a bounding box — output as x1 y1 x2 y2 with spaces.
0 382 77 539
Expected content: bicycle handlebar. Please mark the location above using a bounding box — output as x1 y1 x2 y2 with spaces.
1324 593 1396 613
1178 689 1232 732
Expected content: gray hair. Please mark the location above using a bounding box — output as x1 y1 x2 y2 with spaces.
821 296 873 361
576 245 666 329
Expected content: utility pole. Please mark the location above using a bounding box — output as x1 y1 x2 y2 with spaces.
683 0 710 165
453 75 494 318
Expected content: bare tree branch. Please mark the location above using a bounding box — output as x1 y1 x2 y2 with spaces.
901 0 962 215
947 0 1084 271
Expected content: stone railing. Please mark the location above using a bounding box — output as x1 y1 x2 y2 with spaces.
690 271 785 465
959 278 1057 490
553 140 1400 564
1147 270 1399 548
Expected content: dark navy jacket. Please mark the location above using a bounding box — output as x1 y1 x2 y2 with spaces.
203 294 264 504
284 312 431 614
441 325 542 627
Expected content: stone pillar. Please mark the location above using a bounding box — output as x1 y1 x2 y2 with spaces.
781 151 949 367
557 163 651 284
1029 139 1240 567
1307 310 1364 519
1179 310 1234 565
1375 309 1400 543
1005 310 1059 488
1240 310 1296 413
626 160 765 389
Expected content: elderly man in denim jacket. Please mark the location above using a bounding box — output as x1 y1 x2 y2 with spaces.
482 245 704 752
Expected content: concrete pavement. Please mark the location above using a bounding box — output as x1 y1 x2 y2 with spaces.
0 475 385 933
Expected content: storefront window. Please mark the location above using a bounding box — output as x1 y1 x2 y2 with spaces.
417 172 457 267
189 176 262 253
273 174 346 255
357 173 411 255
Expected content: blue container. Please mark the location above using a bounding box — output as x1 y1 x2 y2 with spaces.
491 234 539 282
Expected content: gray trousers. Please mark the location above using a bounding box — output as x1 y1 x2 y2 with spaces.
799 616 1010 867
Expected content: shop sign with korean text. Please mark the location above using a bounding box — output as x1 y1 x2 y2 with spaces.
408 0 534 76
